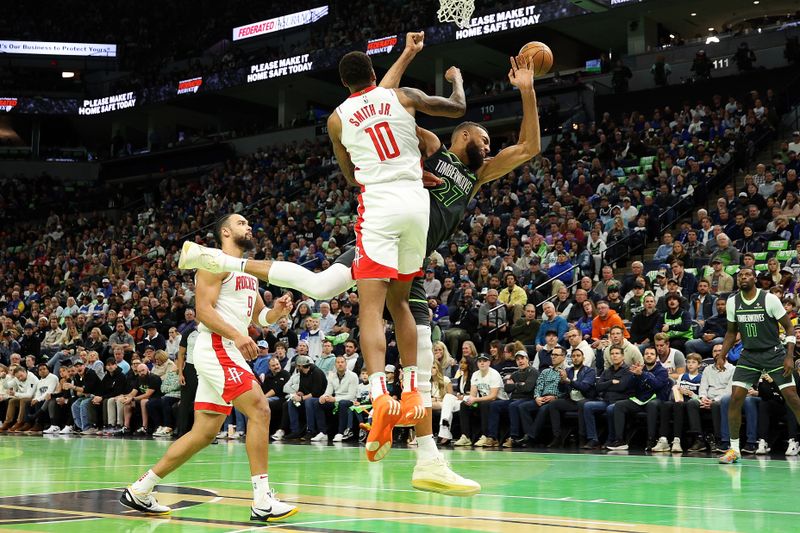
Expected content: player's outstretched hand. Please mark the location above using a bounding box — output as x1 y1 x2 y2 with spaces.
405 31 424 54
445 66 462 83
508 55 534 91
422 170 443 188
273 293 294 318
236 334 259 361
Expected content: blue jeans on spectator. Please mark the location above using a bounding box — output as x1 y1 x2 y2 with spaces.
287 399 308 434
684 337 723 357
47 350 74 376
518 400 553 440
720 394 759 445
580 400 617 443
71 397 92 430
306 398 353 435
506 399 532 439
487 399 512 439
225 408 247 433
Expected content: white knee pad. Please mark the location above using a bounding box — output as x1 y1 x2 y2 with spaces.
416 325 433 408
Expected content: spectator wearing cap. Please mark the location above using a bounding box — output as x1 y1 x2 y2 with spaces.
485 350 538 447
685 298 728 357
605 285 625 315
91 293 108 319
498 273 527 324
548 347 597 447
19 323 41 361
285 355 328 440
139 322 166 353
687 279 717 324
423 269 442 299
704 258 734 295
454 353 508 447
623 282 649 320
252 340 271 381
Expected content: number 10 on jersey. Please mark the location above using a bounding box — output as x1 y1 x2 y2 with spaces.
365 121 400 161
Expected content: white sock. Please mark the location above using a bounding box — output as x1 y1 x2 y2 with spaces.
252 473 270 504
131 469 161 494
416 434 441 462
402 366 418 392
369 372 388 399
221 254 246 273
731 438 740 453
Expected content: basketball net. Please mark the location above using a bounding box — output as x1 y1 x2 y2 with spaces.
438 0 475 29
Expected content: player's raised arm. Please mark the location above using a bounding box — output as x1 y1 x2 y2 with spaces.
379 31 424 89
475 55 541 185
327 112 357 186
396 67 466 118
195 269 257 359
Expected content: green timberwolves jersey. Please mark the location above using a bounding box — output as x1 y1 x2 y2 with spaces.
424 144 479 255
729 289 783 352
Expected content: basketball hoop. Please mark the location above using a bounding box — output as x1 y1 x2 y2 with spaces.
438 0 475 29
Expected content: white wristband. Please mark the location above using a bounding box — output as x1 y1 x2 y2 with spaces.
257 307 272 327
786 336 796 345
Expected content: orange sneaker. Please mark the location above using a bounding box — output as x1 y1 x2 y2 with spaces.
365 394 401 462
396 390 425 428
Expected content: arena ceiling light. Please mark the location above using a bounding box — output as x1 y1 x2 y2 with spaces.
690 12 696 16
61 71 75 79
707 27 715 31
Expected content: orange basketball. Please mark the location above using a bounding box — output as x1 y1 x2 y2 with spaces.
519 41 554 78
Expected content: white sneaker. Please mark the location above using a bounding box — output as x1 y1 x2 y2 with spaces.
310 432 327 442
786 438 800 456
179 241 225 273
119 487 171 514
412 456 481 496
43 425 60 434
215 430 227 440
473 435 489 447
453 435 472 447
81 427 98 435
332 433 344 442
756 439 771 455
271 429 285 441
651 437 670 452
59 425 74 435
438 426 453 440
153 426 165 436
161 427 173 436
232 431 245 439
250 490 298 522
671 437 683 453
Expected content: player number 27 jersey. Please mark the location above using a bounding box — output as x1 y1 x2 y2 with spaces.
336 86 422 187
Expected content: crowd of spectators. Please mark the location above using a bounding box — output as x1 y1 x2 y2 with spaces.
1 79 799 456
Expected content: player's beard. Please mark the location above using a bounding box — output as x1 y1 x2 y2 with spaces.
233 234 255 252
465 140 485 171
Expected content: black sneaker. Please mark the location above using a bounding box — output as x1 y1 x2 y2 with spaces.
511 436 529 448
713 442 730 453
284 431 305 440
300 431 314 441
582 439 600 449
607 440 629 451
742 442 757 454
688 439 708 452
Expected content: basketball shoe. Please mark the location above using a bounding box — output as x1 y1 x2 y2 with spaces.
396 390 425 428
179 241 228 273
119 487 170 514
250 490 298 522
718 449 741 464
365 394 401 462
412 457 481 496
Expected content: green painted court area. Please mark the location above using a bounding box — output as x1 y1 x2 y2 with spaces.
0 436 798 532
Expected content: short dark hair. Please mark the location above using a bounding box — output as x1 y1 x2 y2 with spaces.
451 121 488 144
339 51 374 88
213 214 236 243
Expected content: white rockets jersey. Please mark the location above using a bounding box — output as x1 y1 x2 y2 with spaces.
197 272 259 337
336 86 422 187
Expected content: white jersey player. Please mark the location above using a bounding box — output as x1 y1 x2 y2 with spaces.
327 35 466 463
122 213 298 523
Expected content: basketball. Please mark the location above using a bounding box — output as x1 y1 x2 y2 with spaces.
519 41 554 78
